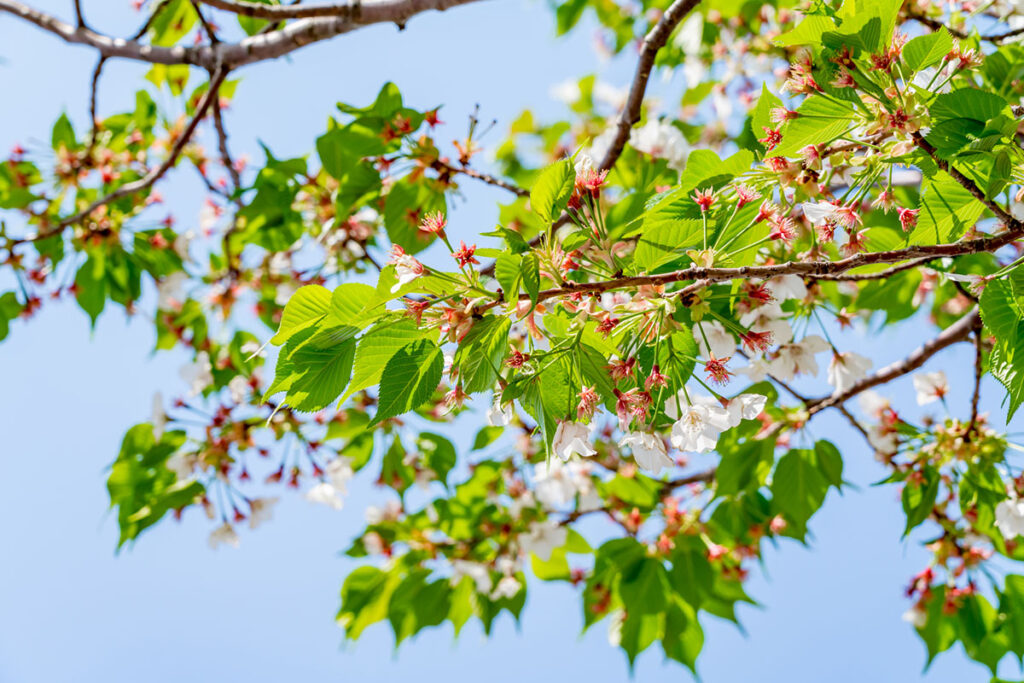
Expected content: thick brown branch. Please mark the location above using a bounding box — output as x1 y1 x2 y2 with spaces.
807 309 980 414
481 223 1024 310
0 0 485 69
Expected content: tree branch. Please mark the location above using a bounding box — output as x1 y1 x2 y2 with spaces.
12 68 228 246
0 0 486 69
807 308 980 414
597 0 701 174
429 159 528 198
965 323 985 438
72 0 86 28
86 55 106 154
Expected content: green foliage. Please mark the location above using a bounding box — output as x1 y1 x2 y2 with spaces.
107 425 203 548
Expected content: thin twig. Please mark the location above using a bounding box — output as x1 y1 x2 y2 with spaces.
807 309 980 414
72 0 86 28
597 0 701 174
965 323 985 438
430 159 528 198
12 68 228 246
191 0 220 43
86 55 107 155
131 0 174 40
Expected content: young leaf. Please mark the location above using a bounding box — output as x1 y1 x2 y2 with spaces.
372 339 444 425
530 158 575 224
271 284 332 345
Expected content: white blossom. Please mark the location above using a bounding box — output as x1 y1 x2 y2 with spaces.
180 351 213 396
486 399 515 427
365 499 402 525
549 79 581 104
593 81 628 110
673 12 703 55
275 281 298 306
304 482 344 510
362 531 385 555
739 303 793 345
248 497 279 530
629 119 689 172
173 229 195 261
694 320 736 359
326 457 355 493
151 392 166 441
491 575 522 600
913 371 949 405
165 451 196 480
156 272 187 310
534 458 583 508
802 201 841 227
827 351 872 394
450 560 493 593
518 519 567 561
619 431 673 473
268 252 291 276
227 375 249 404
607 610 626 647
666 394 732 453
867 425 899 457
586 125 618 165
765 274 807 302
768 335 829 382
552 421 596 462
902 606 927 629
208 522 240 550
997 494 1024 540
724 393 768 426
858 390 890 419
735 357 772 382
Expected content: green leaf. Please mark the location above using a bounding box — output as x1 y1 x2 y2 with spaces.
770 449 830 536
271 284 332 345
51 112 76 150
669 540 714 608
530 157 575 224
634 218 704 271
982 279 1024 419
330 282 380 324
904 28 953 72
384 179 445 255
338 566 397 639
751 84 784 146
814 440 844 490
909 172 985 245
418 432 457 486
471 425 505 450
773 15 836 46
773 96 855 157
455 315 511 393
341 318 429 404
284 333 357 412
522 253 541 307
662 598 703 672
372 339 444 425
75 250 107 325
494 253 524 300
901 467 940 535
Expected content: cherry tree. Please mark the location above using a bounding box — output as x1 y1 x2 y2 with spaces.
4 0 1024 673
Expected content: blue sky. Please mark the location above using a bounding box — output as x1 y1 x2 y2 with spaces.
0 2 1017 681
